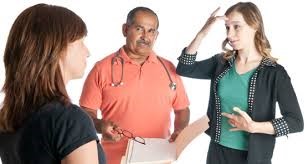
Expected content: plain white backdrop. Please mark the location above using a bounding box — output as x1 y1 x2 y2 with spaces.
0 0 307 163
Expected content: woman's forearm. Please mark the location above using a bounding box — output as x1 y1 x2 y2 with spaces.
250 121 275 135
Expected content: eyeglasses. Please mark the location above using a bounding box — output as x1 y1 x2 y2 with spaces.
114 128 146 145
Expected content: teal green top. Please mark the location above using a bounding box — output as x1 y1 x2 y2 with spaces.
218 65 255 150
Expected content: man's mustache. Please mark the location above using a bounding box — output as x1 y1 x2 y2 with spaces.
136 40 150 45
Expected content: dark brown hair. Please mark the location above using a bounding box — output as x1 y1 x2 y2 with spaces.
222 2 276 61
0 3 87 132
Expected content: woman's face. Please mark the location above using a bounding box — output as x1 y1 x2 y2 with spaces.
60 37 89 83
225 11 256 51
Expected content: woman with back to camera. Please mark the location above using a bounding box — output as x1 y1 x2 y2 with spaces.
176 2 303 164
0 3 106 164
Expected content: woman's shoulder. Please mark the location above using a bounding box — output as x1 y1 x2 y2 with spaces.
21 101 98 162
35 101 90 126
28 101 95 142
262 60 286 72
261 61 291 79
214 52 229 66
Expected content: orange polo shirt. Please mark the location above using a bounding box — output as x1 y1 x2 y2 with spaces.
80 47 189 164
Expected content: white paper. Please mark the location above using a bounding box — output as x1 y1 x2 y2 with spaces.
128 138 175 164
124 115 209 164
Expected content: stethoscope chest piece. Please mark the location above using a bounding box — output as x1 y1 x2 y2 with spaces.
111 82 124 87
169 82 176 91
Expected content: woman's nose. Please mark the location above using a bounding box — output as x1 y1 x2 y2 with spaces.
227 29 235 39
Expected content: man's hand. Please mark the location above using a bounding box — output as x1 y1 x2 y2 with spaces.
169 108 190 142
101 120 122 141
168 130 181 142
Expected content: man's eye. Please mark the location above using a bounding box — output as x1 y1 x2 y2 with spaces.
149 29 156 34
225 26 230 31
234 25 240 30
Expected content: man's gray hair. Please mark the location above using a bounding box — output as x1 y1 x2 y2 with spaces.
126 6 159 29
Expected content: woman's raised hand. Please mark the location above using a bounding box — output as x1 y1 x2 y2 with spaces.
186 7 227 54
198 7 227 37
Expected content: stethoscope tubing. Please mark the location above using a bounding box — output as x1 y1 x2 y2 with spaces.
110 50 176 90
111 54 124 87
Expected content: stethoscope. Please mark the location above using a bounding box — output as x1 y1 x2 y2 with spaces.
111 50 177 91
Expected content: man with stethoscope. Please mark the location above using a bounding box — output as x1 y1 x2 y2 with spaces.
79 7 190 164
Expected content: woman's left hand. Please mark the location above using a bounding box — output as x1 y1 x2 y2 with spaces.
222 107 255 133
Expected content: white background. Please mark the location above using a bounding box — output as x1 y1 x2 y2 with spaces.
0 0 307 163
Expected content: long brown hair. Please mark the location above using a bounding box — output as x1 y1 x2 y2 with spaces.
0 4 87 132
222 2 276 61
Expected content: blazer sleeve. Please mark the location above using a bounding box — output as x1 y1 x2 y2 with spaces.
176 48 220 79
272 67 304 137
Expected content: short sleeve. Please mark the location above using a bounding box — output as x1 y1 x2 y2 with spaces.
80 63 104 110
167 62 190 110
52 105 99 159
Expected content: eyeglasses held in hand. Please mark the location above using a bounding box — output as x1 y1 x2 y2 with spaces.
114 128 146 145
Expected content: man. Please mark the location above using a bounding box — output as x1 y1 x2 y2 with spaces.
80 7 190 164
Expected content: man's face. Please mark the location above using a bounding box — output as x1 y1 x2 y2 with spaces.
123 11 159 56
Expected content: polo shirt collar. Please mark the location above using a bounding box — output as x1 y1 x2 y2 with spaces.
119 46 159 64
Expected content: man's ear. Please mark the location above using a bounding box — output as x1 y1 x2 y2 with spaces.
154 31 159 40
122 23 128 37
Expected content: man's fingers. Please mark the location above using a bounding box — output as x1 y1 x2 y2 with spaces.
168 135 176 142
103 130 122 141
169 131 181 142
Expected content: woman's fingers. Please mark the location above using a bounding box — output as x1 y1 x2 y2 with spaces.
233 107 252 122
210 7 220 17
221 112 234 119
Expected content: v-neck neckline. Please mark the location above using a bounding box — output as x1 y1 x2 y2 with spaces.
233 64 256 76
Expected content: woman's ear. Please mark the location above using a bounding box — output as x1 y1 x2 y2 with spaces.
122 23 128 37
58 50 67 75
